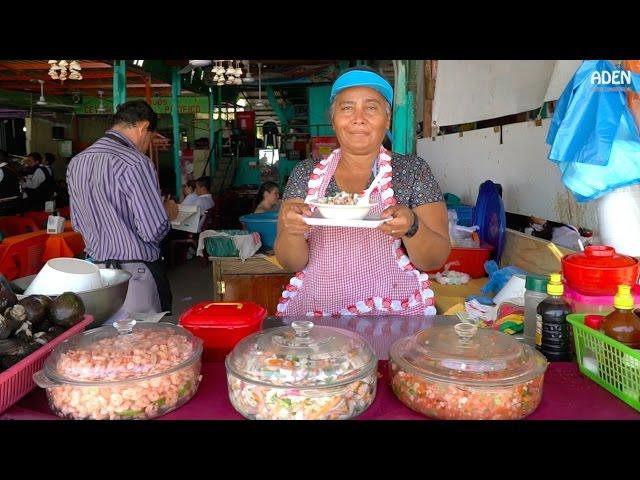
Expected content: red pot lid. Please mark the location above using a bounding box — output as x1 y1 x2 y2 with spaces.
563 245 639 269
179 301 267 328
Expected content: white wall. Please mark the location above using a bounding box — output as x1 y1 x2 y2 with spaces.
432 60 582 127
416 118 600 235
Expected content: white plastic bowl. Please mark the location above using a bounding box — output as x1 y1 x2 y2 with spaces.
24 258 103 296
309 202 377 220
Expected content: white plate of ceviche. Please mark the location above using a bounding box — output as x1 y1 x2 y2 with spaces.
303 209 391 228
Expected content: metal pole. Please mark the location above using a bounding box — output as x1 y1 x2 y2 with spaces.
209 87 216 176
171 67 182 200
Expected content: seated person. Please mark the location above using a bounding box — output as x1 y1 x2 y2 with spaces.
181 180 198 206
254 181 281 213
194 177 214 229
0 149 23 216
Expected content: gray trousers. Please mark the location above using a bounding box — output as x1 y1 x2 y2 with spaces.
95 262 162 326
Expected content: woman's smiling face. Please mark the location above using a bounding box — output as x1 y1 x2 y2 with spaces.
331 86 390 155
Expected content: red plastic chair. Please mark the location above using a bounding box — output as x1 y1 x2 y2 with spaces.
0 216 40 237
0 232 48 280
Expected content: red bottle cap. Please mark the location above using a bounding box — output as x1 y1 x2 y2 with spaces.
584 315 604 330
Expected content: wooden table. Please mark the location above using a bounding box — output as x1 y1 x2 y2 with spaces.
209 255 295 315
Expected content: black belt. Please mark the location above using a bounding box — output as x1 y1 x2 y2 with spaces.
98 259 172 314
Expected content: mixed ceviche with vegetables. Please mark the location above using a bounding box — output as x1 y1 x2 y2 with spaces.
226 340 376 420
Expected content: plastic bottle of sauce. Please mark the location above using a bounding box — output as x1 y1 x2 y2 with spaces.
523 274 549 347
602 285 640 349
536 273 573 362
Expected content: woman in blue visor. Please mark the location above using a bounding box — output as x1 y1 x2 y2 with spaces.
274 66 450 317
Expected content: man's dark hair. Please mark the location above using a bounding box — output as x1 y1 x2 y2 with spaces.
44 152 56 165
28 152 43 163
195 177 210 191
185 180 196 190
112 100 158 132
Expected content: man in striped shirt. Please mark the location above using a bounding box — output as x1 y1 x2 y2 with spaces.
67 100 178 323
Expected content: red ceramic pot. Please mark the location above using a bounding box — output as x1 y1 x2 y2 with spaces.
562 245 639 296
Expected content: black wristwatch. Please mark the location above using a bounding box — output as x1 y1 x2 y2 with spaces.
404 211 420 238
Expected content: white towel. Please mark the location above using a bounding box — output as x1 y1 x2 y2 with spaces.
197 230 262 261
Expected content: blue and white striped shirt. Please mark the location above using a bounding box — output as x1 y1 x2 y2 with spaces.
66 130 170 262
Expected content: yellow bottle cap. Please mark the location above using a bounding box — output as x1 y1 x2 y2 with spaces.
614 284 634 310
547 272 564 296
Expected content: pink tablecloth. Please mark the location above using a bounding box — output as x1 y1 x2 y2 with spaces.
2 361 639 420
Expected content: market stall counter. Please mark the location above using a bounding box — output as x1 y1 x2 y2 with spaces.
3 316 639 420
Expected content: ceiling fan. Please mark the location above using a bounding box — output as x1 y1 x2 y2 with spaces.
30 80 76 111
178 60 213 74
254 63 265 108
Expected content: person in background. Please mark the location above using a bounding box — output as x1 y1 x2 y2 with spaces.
55 179 69 208
254 181 280 213
181 180 198 206
67 100 178 323
0 149 23 216
22 152 54 211
194 177 215 231
43 152 56 180
194 176 214 210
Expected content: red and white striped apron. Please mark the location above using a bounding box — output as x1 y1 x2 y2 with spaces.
276 147 436 317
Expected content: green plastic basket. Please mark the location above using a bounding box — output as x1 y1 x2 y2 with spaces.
204 230 249 257
567 313 640 412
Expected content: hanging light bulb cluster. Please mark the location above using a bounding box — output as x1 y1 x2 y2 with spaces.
48 60 82 82
211 60 246 86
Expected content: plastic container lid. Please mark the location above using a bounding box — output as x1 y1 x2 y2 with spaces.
179 301 267 329
525 274 549 293
225 320 376 388
475 181 506 262
563 245 638 270
389 322 547 387
42 319 202 385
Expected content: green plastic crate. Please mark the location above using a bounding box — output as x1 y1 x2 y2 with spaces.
204 230 249 257
567 313 640 412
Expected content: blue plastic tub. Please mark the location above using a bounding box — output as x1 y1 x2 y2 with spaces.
239 211 278 249
451 205 475 227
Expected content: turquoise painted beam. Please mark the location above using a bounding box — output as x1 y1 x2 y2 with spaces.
266 86 288 134
171 67 182 200
112 60 127 110
392 60 408 154
406 91 415 155
209 87 216 176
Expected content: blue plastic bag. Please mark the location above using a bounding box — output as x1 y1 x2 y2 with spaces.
548 60 640 166
481 260 528 295
547 60 640 202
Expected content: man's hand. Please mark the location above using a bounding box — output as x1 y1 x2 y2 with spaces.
378 204 415 238
164 198 179 221
278 200 312 236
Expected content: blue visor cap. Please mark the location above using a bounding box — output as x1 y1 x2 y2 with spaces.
330 70 394 106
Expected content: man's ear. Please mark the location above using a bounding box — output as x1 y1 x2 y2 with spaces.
136 120 150 136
